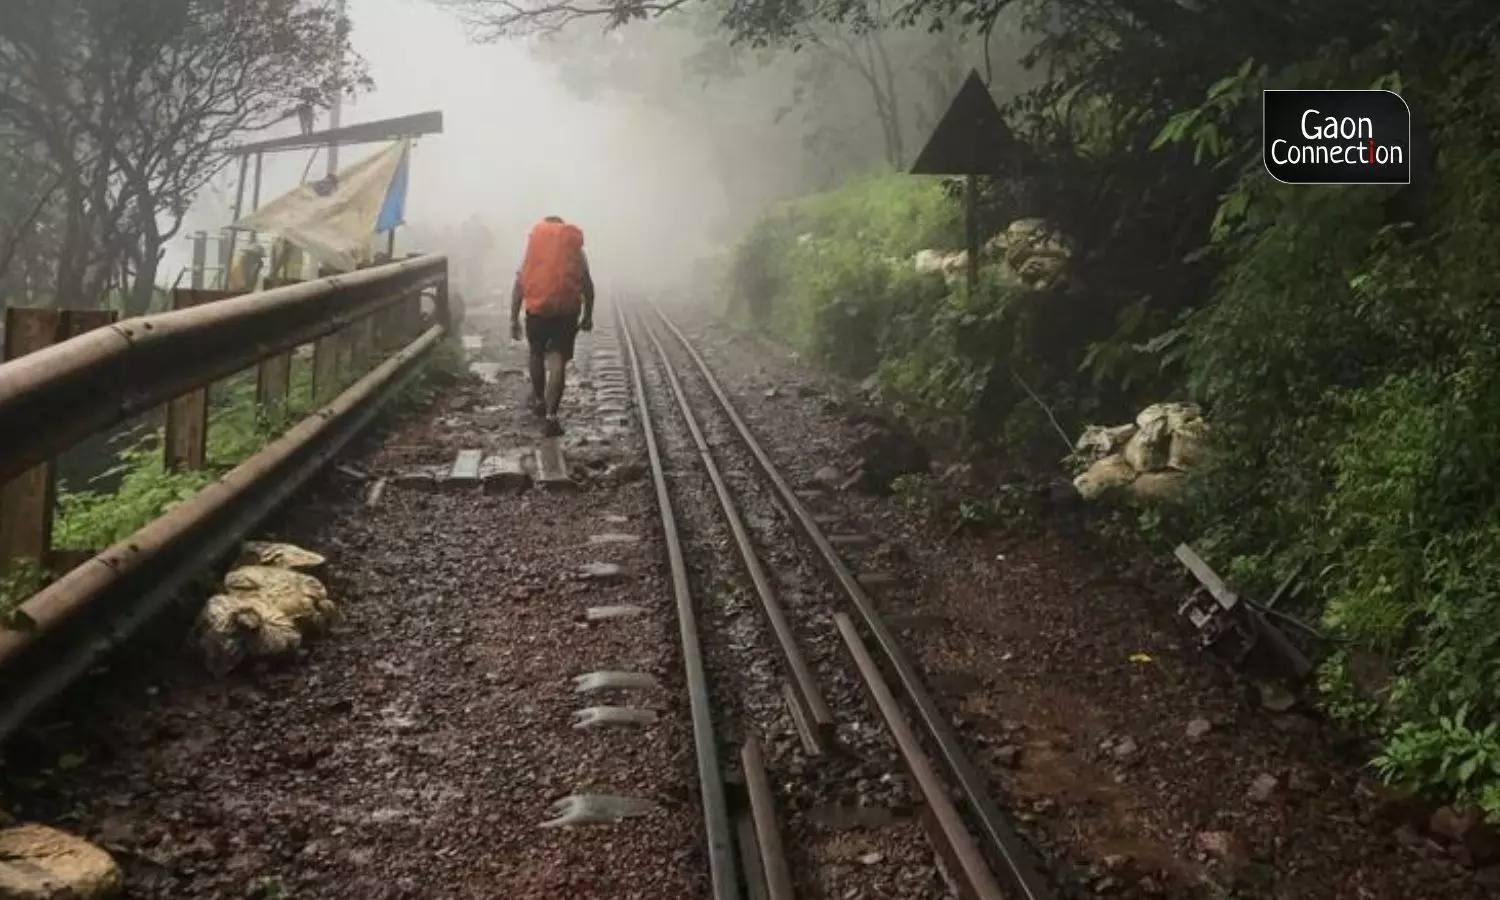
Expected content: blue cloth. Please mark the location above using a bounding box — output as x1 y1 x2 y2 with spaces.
375 143 410 234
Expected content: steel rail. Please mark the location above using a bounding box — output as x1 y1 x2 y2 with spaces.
0 324 446 745
638 317 837 748
0 254 448 484
741 736 796 900
650 306 1058 900
615 305 741 900
834 612 1006 899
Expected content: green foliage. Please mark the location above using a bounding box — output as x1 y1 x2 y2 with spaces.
1374 709 1500 819
721 0 1500 817
725 173 959 371
1156 13 1500 814
0 560 45 630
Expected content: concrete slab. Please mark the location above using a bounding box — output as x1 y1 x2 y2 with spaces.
573 672 660 693
535 439 575 491
573 706 659 729
448 449 483 483
579 561 626 581
469 362 501 383
480 453 530 493
589 532 640 545
856 572 900 590
539 795 657 828
586 604 647 621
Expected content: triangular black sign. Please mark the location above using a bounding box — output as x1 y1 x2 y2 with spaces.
909 70 1016 176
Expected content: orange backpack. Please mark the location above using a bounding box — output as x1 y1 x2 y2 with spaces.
519 219 586 316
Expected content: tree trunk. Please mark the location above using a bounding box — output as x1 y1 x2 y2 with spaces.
126 244 161 317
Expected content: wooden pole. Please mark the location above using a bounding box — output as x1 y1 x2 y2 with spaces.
964 172 979 295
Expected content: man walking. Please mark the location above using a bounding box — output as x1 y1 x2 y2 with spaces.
510 215 594 436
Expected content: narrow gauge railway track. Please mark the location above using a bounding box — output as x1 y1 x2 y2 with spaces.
616 301 1059 900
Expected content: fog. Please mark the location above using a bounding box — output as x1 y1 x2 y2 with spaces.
166 0 769 298
163 0 1015 301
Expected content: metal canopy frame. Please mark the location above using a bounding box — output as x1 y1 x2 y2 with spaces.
224 110 442 284
230 110 443 157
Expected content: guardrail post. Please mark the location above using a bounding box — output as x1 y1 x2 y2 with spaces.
435 268 452 333
257 278 299 422
312 331 339 403
351 315 374 375
164 289 242 470
336 323 354 388
165 289 211 470
0 309 117 575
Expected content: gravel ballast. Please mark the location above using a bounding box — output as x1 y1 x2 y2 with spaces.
0 317 703 899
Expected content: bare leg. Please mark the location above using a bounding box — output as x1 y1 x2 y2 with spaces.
544 351 567 417
528 346 546 414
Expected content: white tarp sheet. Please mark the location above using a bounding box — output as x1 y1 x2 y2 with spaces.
236 139 410 272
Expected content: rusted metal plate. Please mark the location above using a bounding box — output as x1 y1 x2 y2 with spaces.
909 69 1018 177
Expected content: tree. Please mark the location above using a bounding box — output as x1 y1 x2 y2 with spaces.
0 0 364 313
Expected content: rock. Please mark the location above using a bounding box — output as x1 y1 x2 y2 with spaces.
839 468 886 495
859 852 883 865
1248 773 1280 802
1074 455 1137 500
1430 806 1477 843
1123 415 1171 472
849 420 929 491
1136 402 1201 431
1185 717 1213 740
764 387 779 398
988 218 1071 270
1122 471 1187 504
234 541 325 570
1286 769 1322 793
194 565 335 675
993 745 1023 768
1168 418 1209 470
1464 822 1500 866
812 466 844 489
1195 830 1250 863
1110 736 1140 761
1256 681 1299 713
0 824 123 899
1101 854 1131 872
1075 424 1138 458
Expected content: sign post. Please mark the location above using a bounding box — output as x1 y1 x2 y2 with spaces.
909 70 1017 295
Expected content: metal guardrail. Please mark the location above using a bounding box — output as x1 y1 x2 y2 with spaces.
0 255 450 745
0 253 448 485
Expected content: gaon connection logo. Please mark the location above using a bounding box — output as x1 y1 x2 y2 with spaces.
1263 89 1412 184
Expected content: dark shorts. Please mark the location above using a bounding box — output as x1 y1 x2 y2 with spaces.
525 312 580 361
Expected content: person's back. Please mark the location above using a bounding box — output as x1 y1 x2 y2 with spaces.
511 216 594 436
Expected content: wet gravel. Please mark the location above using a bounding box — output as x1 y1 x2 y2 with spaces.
668 302 1500 900
628 312 952 900
0 314 704 899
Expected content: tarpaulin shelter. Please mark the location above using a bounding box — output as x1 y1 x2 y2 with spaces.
235 139 411 273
